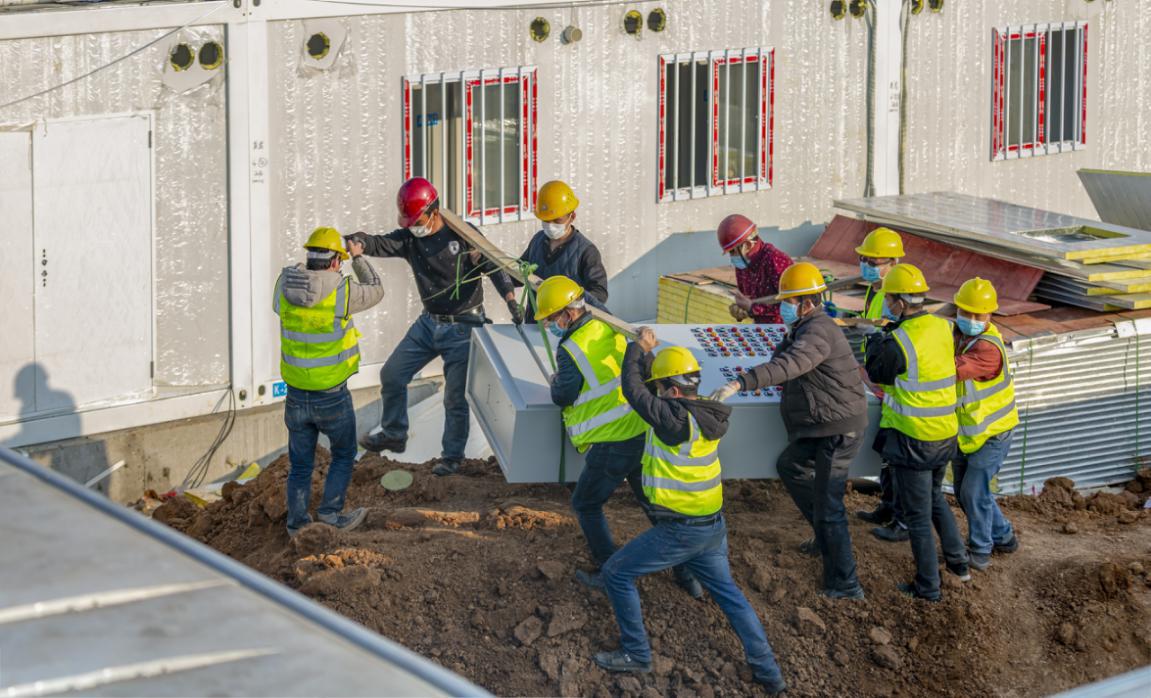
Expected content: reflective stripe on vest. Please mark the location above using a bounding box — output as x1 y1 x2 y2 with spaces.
956 326 1019 453
561 319 646 449
864 286 886 321
279 277 360 391
641 414 723 517
879 314 959 442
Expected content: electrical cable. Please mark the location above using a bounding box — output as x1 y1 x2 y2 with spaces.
0 3 225 112
181 386 237 490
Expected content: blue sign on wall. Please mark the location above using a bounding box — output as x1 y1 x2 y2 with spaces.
272 381 287 398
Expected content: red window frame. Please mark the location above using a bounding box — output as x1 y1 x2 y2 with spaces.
657 48 774 203
991 23 1087 161
402 67 538 224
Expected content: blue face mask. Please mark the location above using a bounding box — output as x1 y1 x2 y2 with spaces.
548 322 566 339
882 303 900 322
730 254 749 271
956 316 987 336
779 301 799 325
860 261 882 283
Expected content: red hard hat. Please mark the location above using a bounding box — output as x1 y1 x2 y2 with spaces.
397 177 439 227
717 214 757 252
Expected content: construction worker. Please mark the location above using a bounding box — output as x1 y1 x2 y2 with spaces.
348 177 522 476
274 227 384 537
583 328 786 694
853 227 910 542
864 264 970 601
952 278 1020 570
518 180 610 322
539 276 701 599
717 214 793 325
710 262 869 599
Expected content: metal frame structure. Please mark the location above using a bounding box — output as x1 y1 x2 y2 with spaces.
657 47 774 203
991 21 1088 161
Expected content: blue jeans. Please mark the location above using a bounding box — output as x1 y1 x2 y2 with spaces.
379 313 476 462
285 385 358 531
893 465 969 600
954 430 1016 555
777 433 863 592
571 436 647 566
600 515 783 683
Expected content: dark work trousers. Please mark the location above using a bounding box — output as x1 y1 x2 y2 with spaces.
570 434 697 587
878 464 906 526
777 433 864 592
892 464 969 599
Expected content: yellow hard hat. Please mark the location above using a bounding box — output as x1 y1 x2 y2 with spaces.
535 180 580 221
855 227 905 258
775 262 828 300
534 275 584 320
954 277 999 314
304 226 349 260
647 346 701 383
881 263 930 295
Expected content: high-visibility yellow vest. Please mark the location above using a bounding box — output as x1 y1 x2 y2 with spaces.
864 285 887 321
956 323 1019 454
278 276 361 391
561 318 647 451
641 413 723 517
879 314 958 442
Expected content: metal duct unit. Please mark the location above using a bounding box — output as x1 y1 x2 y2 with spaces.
1001 320 1151 494
466 324 883 484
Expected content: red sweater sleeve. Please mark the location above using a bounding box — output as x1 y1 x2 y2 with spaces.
955 336 1004 382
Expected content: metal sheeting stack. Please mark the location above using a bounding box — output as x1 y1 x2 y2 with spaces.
1000 320 1151 494
835 192 1151 311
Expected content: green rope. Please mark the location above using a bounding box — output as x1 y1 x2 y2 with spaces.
683 284 695 323
1134 330 1142 471
511 259 565 484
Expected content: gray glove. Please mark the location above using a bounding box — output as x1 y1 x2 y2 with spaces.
709 381 741 403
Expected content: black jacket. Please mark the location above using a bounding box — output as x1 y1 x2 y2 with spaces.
620 343 731 447
349 226 514 316
737 308 868 439
864 311 958 469
518 229 610 322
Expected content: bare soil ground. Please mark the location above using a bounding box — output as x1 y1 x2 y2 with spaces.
156 453 1151 697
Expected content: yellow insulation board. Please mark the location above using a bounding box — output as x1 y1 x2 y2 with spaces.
657 276 750 325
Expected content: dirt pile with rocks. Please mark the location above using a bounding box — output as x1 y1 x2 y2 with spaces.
158 454 1151 697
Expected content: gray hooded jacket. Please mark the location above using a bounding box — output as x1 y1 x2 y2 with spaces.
273 256 385 320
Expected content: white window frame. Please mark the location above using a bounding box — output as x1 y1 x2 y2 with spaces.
403 66 538 224
991 22 1087 161
658 48 774 203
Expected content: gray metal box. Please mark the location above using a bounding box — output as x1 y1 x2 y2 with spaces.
467 323 883 484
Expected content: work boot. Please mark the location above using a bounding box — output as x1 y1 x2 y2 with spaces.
856 505 893 525
969 552 992 571
318 507 368 532
946 561 972 582
359 432 406 454
753 670 788 695
432 459 460 476
871 521 909 543
593 650 651 674
676 574 704 600
897 582 940 603
820 585 865 601
575 569 606 592
798 536 819 556
993 535 1019 554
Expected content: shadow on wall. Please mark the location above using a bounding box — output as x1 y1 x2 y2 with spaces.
606 221 826 322
5 363 111 491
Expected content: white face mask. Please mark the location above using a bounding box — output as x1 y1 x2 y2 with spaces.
410 224 432 238
542 222 568 240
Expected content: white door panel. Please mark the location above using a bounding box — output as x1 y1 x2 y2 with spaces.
0 131 35 420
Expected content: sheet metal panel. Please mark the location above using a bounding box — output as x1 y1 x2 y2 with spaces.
835 192 1151 261
467 323 882 484
0 448 484 697
1078 169 1151 232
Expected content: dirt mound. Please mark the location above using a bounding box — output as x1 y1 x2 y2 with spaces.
157 454 1151 697
1000 474 1150 527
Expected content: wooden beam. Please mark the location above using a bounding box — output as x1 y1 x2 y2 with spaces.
439 208 639 338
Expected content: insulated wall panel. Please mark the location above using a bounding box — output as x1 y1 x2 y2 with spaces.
0 131 34 421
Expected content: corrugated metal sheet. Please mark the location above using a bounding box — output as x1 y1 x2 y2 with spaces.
1000 324 1151 494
